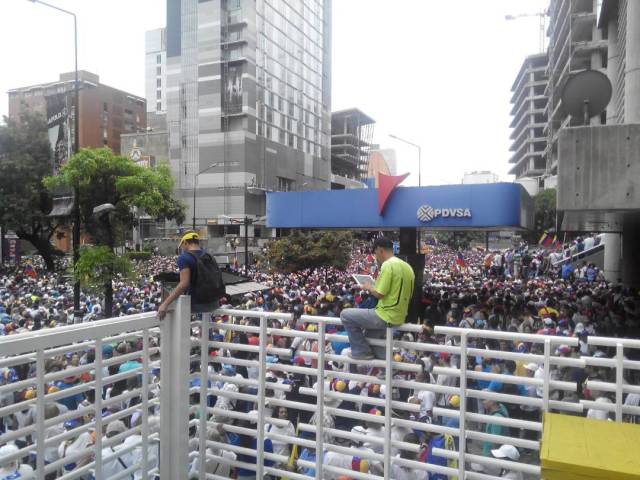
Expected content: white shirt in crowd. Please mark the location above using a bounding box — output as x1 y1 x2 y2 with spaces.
323 446 379 479
586 397 613 421
100 444 130 479
121 434 159 480
502 469 524 479
0 464 35 480
418 389 436 418
363 425 385 454
264 421 296 459
58 432 94 478
390 455 425 480
189 448 236 478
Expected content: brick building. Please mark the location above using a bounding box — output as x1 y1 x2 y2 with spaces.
8 70 146 155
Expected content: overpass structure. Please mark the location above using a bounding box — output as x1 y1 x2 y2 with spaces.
1 297 639 479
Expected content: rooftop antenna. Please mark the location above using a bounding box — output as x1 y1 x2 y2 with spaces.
560 70 612 125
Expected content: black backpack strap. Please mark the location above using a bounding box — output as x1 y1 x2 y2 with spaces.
185 251 199 285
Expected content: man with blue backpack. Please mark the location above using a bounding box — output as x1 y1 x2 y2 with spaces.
157 232 225 319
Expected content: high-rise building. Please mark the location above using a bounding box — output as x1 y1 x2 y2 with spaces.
165 0 332 238
330 108 374 189
508 53 548 187
544 0 607 182
554 0 640 284
146 28 167 115
8 70 146 161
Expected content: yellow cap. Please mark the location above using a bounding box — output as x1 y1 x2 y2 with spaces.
448 394 460 408
179 231 199 245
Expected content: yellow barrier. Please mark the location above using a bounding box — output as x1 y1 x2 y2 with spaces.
541 412 640 480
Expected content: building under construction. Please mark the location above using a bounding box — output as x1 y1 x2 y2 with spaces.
330 108 375 188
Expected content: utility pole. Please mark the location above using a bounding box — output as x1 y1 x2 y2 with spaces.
28 0 82 323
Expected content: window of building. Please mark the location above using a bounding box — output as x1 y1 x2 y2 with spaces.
156 66 161 75
157 78 162 88
103 102 108 112
156 54 162 64
157 90 162 100
277 176 293 192
156 101 162 112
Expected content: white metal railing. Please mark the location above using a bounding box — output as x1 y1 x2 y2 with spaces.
1 296 639 479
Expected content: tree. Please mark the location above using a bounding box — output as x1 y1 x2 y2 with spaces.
0 112 64 271
45 148 186 315
533 188 557 240
432 231 484 250
266 231 353 273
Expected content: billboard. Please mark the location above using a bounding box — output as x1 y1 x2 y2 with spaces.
46 93 70 172
224 66 243 110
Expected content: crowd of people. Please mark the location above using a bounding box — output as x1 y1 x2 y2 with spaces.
1 236 639 479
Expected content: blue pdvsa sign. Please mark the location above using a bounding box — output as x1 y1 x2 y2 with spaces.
266 183 531 230
417 204 472 223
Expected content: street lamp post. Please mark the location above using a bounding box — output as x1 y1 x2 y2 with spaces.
388 134 422 187
28 0 82 323
389 134 422 251
192 162 227 230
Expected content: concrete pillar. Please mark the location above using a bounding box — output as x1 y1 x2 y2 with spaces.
602 233 622 282
606 16 620 122
625 0 640 123
622 224 640 286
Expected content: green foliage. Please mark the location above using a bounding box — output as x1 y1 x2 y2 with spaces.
0 112 62 270
45 148 185 313
266 231 353 273
432 231 484 250
44 148 186 245
74 245 133 291
533 188 557 238
126 251 153 261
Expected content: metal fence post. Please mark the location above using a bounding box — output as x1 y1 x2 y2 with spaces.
199 313 211 478
616 343 624 422
383 327 393 480
160 295 191 479
141 330 150 480
94 338 104 480
256 315 267 478
316 322 326 480
35 349 45 477
458 332 468 480
543 338 551 413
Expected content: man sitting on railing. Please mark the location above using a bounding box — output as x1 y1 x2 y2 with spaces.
340 237 415 360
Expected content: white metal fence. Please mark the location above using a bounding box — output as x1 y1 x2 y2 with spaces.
1 295 639 479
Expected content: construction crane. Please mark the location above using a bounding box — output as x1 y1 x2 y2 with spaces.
505 10 548 53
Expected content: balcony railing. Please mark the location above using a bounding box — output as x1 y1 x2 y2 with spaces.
1 296 639 479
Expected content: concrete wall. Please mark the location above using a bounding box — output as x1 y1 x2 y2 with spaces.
557 124 640 211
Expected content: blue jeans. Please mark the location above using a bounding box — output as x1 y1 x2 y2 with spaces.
340 308 388 359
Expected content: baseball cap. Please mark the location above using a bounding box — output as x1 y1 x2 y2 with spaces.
491 444 520 461
524 363 538 372
106 420 127 436
179 231 199 245
448 394 461 408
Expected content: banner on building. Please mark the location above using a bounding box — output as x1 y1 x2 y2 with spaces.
46 93 70 173
224 67 243 109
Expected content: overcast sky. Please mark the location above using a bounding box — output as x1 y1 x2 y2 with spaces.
1 0 548 185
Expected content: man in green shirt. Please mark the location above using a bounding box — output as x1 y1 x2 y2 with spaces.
340 237 415 360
